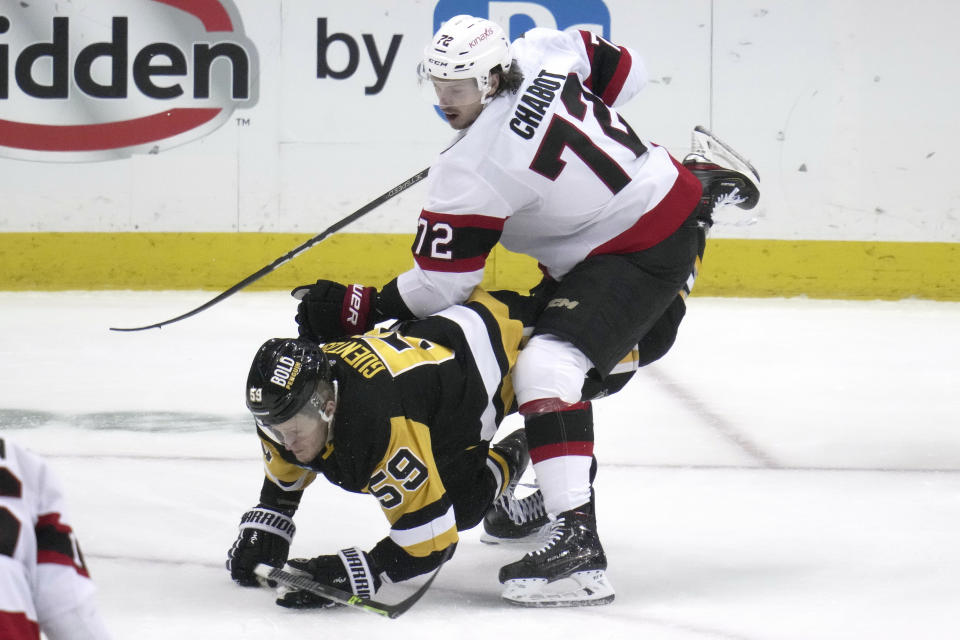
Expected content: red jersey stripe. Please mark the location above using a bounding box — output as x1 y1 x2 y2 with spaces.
529 441 595 464
587 157 702 257
419 210 506 231
0 611 40 640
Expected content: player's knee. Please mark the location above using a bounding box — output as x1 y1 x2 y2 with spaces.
513 335 591 406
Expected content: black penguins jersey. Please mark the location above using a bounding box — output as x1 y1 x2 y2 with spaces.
257 288 525 581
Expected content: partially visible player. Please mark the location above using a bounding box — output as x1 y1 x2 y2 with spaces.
0 438 112 640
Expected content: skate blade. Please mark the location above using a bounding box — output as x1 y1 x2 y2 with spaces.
501 570 615 607
690 125 759 181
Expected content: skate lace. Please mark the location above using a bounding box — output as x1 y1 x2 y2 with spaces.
530 515 565 556
713 186 746 210
498 489 546 525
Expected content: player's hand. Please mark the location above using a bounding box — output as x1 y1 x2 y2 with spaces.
226 506 296 587
275 547 382 609
292 280 378 342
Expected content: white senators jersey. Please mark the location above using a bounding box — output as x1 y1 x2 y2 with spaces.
0 439 99 640
397 28 702 317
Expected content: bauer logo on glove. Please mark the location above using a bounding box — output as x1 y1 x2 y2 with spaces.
291 279 380 343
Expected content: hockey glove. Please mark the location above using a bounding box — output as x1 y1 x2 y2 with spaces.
226 506 296 587
275 547 382 609
292 280 378 342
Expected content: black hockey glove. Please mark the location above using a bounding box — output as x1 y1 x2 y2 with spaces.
292 280 378 342
226 506 296 587
275 547 382 609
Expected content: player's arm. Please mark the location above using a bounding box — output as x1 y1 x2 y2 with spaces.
274 417 458 608
386 207 505 318
292 207 505 343
364 418 459 582
572 30 647 107
226 431 315 586
293 167 509 340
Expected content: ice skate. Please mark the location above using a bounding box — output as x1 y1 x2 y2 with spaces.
498 505 614 607
683 125 761 217
482 429 549 543
481 486 548 544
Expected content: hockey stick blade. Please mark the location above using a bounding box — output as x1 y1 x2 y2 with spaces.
254 547 450 619
109 167 429 332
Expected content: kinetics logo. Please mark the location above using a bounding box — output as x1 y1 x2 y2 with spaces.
0 0 258 162
432 0 611 40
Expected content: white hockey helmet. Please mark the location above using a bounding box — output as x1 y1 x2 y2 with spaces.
419 15 512 101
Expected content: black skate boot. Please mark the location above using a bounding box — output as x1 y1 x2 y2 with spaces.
498 504 614 607
482 429 549 543
481 487 548 544
683 125 761 226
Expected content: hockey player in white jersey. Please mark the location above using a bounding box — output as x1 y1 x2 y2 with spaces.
293 16 759 606
0 438 112 639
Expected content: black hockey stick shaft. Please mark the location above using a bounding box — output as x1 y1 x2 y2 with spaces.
109 167 429 332
254 546 451 619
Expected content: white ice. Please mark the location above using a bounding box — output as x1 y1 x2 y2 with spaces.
2 291 959 639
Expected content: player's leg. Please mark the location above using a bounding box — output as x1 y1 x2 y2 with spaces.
498 214 702 606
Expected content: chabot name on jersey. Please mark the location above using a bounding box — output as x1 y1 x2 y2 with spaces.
509 69 565 140
270 357 301 389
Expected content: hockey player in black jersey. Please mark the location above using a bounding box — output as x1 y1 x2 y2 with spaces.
227 288 536 607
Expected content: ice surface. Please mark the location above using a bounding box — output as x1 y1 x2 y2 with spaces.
2 292 958 639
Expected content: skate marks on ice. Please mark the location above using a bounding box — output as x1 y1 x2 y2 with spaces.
0 408 248 433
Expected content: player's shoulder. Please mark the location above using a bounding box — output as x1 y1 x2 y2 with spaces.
513 27 578 51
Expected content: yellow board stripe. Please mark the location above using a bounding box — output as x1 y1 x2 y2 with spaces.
1 232 958 301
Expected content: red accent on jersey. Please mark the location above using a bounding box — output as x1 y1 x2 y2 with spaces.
412 210 504 273
529 440 595 464
599 46 631 106
35 513 90 577
587 156 702 257
0 610 40 640
419 210 506 231
519 399 591 415
578 31 631 106
413 253 487 273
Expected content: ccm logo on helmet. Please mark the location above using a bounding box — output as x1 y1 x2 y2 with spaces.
0 0 258 162
270 356 301 390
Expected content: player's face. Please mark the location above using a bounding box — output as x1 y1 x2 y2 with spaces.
270 403 332 463
429 75 499 130
429 78 484 130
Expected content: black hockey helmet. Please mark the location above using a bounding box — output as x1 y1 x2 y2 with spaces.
246 338 333 425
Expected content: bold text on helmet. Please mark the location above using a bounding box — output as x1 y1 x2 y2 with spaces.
270 357 300 389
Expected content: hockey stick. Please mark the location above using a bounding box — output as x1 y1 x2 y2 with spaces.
254 547 451 619
109 167 430 332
